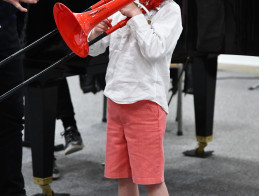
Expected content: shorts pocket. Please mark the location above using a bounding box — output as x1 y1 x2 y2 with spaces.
145 101 159 119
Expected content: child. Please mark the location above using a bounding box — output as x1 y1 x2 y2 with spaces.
88 0 182 195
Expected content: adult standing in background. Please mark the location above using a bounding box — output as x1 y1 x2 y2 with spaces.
0 0 38 195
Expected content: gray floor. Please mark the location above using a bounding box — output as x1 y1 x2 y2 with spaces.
22 67 259 196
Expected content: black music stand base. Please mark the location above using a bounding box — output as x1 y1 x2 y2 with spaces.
183 149 214 158
177 131 183 136
183 141 214 158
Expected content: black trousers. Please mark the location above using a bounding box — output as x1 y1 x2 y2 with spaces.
56 78 77 129
0 19 26 196
57 78 75 119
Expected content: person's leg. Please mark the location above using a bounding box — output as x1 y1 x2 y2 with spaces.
57 78 77 129
0 19 26 196
106 100 168 196
121 100 168 195
53 79 83 180
118 178 139 196
123 101 167 184
52 156 60 180
105 100 136 194
57 78 83 155
145 182 169 196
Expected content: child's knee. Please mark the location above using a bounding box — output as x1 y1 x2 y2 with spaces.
145 182 164 191
119 178 134 185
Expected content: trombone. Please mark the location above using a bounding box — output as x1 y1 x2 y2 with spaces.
0 0 112 69
0 0 135 102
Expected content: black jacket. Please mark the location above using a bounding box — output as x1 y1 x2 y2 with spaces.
0 1 17 28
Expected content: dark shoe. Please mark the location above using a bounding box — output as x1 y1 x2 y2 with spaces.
62 126 84 155
53 158 60 180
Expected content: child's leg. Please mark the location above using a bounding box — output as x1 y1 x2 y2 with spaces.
145 182 169 196
118 178 139 196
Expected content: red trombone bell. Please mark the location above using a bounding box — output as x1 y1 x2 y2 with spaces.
53 0 134 57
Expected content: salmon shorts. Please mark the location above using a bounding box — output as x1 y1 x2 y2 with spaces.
105 99 167 185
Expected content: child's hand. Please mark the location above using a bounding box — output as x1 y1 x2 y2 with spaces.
89 19 112 41
120 2 142 18
3 0 38 12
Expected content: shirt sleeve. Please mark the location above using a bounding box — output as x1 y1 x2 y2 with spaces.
88 31 110 57
127 1 182 61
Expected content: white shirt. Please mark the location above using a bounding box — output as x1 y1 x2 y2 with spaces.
89 0 182 113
